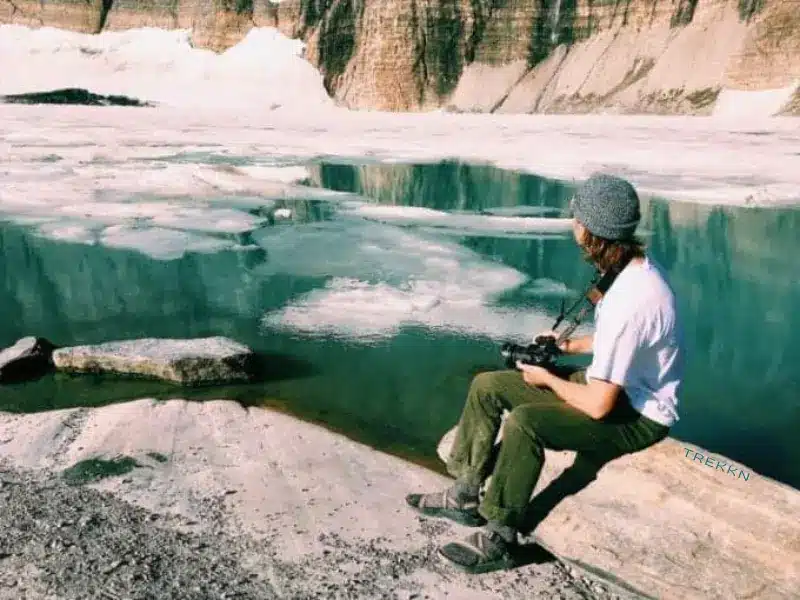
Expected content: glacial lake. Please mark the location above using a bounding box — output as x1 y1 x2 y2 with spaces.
1 160 798 490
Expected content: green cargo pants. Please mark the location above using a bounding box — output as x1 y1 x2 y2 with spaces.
446 369 670 527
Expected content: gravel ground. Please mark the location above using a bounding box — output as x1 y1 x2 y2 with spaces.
0 467 277 600
0 465 641 600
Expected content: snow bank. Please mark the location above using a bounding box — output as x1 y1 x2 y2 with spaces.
0 25 333 111
713 81 800 120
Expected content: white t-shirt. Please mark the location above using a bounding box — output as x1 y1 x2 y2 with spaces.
586 255 684 427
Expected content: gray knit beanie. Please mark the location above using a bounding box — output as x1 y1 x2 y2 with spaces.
570 173 641 241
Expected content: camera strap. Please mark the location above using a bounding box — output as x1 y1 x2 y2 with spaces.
552 254 633 345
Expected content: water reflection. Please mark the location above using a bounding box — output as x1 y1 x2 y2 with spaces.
312 161 800 488
315 160 575 213
1 161 798 489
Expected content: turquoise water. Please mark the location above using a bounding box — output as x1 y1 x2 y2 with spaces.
1 160 798 489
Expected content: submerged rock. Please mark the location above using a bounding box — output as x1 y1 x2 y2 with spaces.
0 336 57 383
1 88 151 107
52 337 255 385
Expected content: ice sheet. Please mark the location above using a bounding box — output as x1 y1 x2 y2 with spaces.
5 105 797 214
521 278 574 298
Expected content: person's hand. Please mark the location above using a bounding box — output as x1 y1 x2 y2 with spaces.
516 362 552 387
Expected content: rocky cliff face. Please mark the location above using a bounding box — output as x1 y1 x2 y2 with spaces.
0 0 280 50
2 0 798 115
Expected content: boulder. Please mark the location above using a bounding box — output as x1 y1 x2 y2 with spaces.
52 337 255 385
437 424 799 600
0 336 57 383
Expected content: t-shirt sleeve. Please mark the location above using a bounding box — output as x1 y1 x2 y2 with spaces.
586 310 642 386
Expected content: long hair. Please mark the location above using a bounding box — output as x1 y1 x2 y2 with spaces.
578 227 645 273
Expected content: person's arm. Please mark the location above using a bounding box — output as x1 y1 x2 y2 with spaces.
542 372 620 419
559 311 641 418
523 310 641 419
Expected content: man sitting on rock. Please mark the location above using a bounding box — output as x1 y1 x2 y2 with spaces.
406 173 685 574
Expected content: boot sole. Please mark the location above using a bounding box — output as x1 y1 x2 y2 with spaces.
437 544 516 574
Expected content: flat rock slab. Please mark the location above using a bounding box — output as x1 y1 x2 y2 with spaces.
0 336 57 383
52 337 254 385
438 425 800 600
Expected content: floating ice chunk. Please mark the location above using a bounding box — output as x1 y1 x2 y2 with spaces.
54 201 181 223
100 225 235 260
265 278 411 339
236 166 310 184
206 197 278 212
251 218 527 294
150 207 267 234
342 203 574 236
191 166 310 195
257 213 562 341
34 222 97 245
262 276 559 343
481 206 566 217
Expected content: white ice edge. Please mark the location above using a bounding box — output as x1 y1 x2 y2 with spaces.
340 204 575 235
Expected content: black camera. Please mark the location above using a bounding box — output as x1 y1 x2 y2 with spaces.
500 336 562 370
498 257 633 372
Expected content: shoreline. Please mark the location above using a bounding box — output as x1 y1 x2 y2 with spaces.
253 395 452 480
1 397 797 599
0 399 634 600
